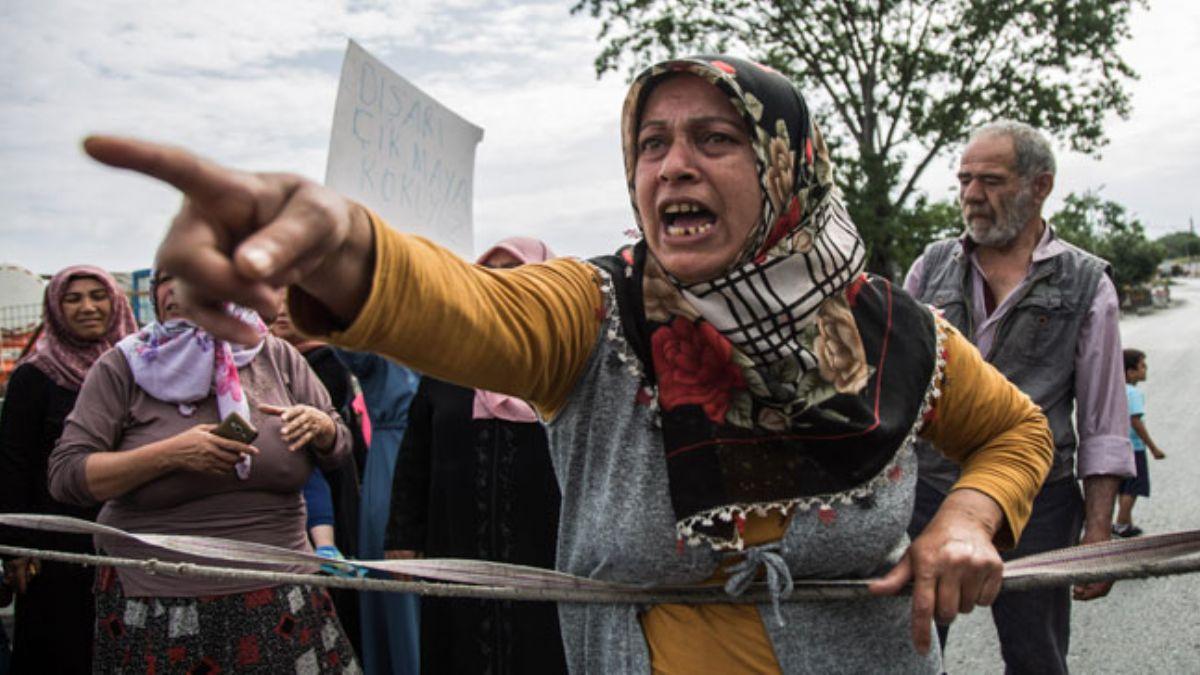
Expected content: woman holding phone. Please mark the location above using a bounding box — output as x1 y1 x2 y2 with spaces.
80 55 1054 672
47 271 359 672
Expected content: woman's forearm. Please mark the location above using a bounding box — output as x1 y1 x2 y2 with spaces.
290 218 603 416
83 438 176 502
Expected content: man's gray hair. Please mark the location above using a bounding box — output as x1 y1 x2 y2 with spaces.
969 120 1056 179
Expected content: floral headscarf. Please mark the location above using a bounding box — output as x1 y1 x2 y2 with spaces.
622 55 867 369
20 265 137 391
606 56 938 550
116 308 267 479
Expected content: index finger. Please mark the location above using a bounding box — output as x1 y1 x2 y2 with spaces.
867 553 912 597
910 567 936 655
83 136 246 205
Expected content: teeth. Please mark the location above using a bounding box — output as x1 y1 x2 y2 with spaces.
663 202 703 215
666 222 714 237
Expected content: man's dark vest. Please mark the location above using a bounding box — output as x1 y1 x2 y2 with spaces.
910 232 1109 492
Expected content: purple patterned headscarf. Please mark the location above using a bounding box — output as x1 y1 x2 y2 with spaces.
116 308 267 479
19 265 137 391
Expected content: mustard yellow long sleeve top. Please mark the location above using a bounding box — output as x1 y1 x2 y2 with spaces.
292 214 1054 674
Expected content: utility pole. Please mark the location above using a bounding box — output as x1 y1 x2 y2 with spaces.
1188 216 1196 276
1190 216 1195 261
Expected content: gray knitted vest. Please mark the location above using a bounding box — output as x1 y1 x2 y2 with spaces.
909 233 1108 492
542 265 945 673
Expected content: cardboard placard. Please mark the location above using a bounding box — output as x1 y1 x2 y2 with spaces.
325 40 483 258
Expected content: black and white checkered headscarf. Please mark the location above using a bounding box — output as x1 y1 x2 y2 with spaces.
622 55 865 367
609 56 937 551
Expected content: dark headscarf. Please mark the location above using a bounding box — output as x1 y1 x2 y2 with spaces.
607 56 937 550
19 265 137 391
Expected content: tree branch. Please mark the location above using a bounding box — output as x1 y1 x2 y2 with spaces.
895 133 951 209
773 8 865 139
882 1 936 153
833 0 871 82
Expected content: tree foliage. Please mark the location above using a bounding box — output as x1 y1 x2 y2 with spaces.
1050 191 1164 291
893 198 962 277
1156 229 1200 260
573 0 1142 276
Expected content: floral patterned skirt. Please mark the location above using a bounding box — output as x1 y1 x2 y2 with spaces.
93 567 360 674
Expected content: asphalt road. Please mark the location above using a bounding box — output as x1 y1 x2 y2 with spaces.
942 277 1200 673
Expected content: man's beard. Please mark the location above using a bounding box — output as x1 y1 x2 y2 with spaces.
964 185 1034 248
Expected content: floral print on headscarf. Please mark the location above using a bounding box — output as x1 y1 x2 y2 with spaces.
622 55 869 432
608 55 937 550
116 307 268 479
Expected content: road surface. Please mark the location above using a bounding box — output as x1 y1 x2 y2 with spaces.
943 277 1200 673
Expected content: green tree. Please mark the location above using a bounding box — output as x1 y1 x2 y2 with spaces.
574 0 1142 276
1050 191 1164 292
893 198 961 277
1156 229 1200 260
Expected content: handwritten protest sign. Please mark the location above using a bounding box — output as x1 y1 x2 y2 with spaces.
326 40 483 257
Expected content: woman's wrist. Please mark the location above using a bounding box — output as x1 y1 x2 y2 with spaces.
298 202 376 330
147 435 181 472
314 415 337 452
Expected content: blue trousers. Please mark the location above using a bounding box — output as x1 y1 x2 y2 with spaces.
358 424 419 675
909 477 1084 675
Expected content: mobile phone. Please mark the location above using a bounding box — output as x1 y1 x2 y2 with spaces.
212 411 259 444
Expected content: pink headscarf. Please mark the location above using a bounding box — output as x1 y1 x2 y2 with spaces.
472 237 556 422
20 265 138 391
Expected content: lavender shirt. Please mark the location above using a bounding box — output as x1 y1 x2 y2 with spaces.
905 226 1133 479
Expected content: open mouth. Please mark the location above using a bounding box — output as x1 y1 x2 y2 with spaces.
661 201 716 237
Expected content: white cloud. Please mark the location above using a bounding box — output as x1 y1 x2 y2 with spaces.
913 0 1200 237
0 0 635 273
1 0 1197 276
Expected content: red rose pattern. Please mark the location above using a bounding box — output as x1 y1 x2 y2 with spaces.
651 316 746 424
758 194 803 260
818 505 837 525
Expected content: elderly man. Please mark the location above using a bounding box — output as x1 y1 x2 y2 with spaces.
905 121 1134 674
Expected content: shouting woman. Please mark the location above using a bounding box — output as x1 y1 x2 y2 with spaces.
82 55 1053 673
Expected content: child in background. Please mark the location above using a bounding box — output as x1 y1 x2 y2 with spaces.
1113 349 1167 537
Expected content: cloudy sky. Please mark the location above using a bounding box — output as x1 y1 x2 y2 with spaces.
2 0 1198 275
